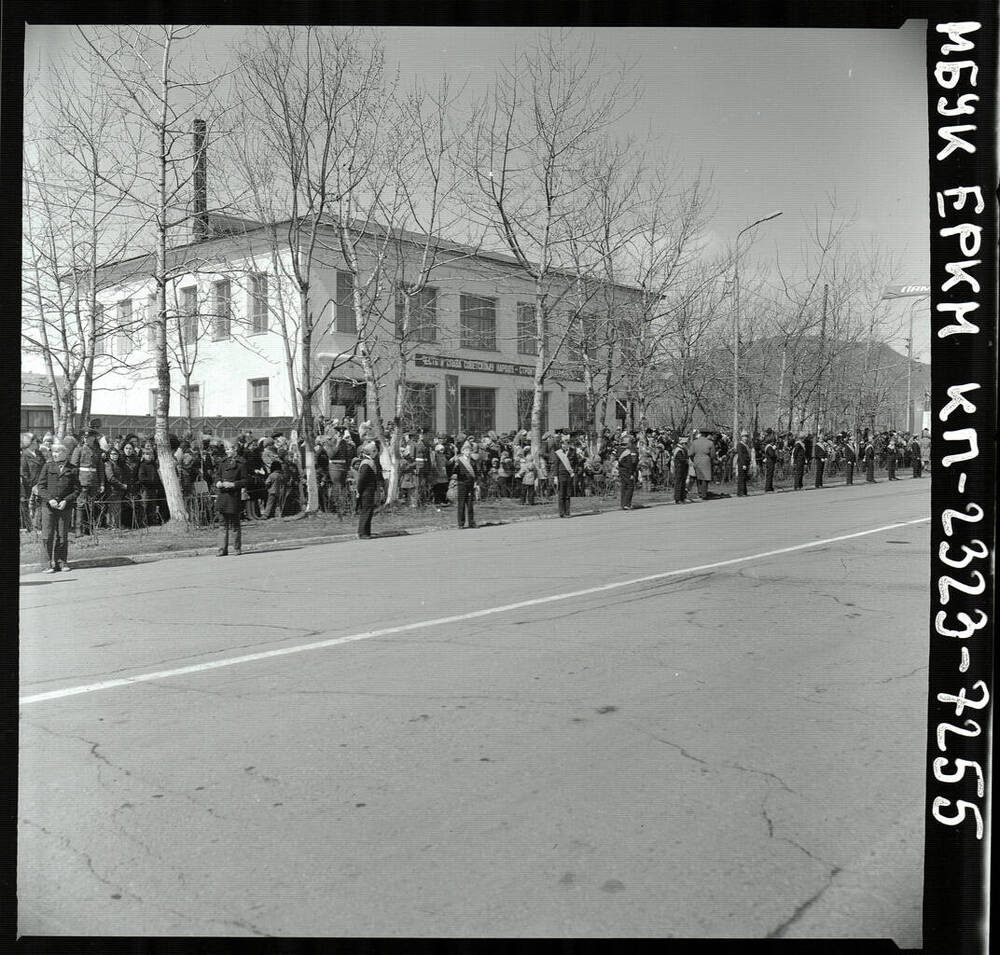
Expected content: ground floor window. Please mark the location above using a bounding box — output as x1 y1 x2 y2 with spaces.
400 382 436 434
516 389 549 434
21 408 53 432
568 393 589 433
184 384 202 418
149 388 160 416
248 378 269 417
461 387 495 435
328 378 366 420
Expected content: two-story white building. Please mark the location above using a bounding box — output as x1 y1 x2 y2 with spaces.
90 215 633 437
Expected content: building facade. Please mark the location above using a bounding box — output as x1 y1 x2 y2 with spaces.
89 221 632 437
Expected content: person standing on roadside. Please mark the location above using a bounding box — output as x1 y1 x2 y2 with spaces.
886 433 898 480
864 434 877 483
553 434 577 518
20 432 44 530
813 433 828 488
355 441 379 540
842 434 857 485
215 439 247 556
791 433 807 490
37 443 79 572
689 429 715 500
671 437 690 503
453 440 478 529
762 430 777 493
736 431 751 497
910 433 923 478
618 438 639 510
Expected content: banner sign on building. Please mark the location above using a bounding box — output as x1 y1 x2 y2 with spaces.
444 374 459 435
881 283 931 299
415 352 583 382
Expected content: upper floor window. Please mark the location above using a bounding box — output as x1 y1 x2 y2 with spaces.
335 271 356 334
114 299 132 357
212 279 231 340
180 286 198 343
460 294 496 351
395 286 437 343
249 274 268 334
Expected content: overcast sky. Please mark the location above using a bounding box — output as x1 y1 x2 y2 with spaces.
25 21 932 359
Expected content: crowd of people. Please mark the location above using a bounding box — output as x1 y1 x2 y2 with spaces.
20 417 931 571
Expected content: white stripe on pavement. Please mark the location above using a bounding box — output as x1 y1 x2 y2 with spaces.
20 516 929 706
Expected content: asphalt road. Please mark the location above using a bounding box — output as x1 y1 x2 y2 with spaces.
19 478 931 941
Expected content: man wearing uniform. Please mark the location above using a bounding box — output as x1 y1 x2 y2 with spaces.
842 434 856 485
671 437 690 503
762 430 777 492
72 428 104 534
553 434 578 518
886 432 898 480
791 433 807 490
618 439 639 510
864 435 876 483
813 433 828 488
454 441 478 529
910 433 923 478
414 427 430 506
736 431 751 497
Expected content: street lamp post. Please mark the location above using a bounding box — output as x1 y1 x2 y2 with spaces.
733 211 782 450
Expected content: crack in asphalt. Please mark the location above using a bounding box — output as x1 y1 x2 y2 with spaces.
766 862 844 938
20 817 144 902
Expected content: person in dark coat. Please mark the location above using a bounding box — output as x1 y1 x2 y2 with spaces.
618 439 639 510
102 448 129 529
20 432 44 530
552 434 578 518
72 429 104 535
842 436 856 485
886 433 898 480
736 431 751 497
453 441 478 528
355 441 379 539
762 430 777 492
791 433 807 490
214 439 248 555
137 447 161 526
864 436 877 483
910 434 923 478
671 437 690 503
37 443 79 572
327 424 354 518
813 434 828 488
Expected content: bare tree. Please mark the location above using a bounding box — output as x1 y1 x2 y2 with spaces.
76 24 230 521
467 32 639 453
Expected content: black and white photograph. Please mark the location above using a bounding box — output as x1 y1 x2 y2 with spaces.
14 6 996 950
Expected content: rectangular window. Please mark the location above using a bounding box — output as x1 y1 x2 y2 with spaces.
516 390 549 433
249 274 268 334
327 379 366 419
568 393 589 433
336 271 356 334
180 286 198 342
149 388 160 415
248 378 270 416
460 386 495 435
212 279 231 339
460 294 497 351
394 286 437 343
146 295 157 348
184 384 202 417
401 382 436 433
517 302 537 355
115 299 132 356
568 313 599 363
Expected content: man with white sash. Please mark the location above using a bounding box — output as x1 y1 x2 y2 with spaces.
454 441 478 529
552 434 578 518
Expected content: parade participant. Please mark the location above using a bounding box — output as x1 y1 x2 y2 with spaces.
736 431 751 497
813 433 828 488
886 433 898 480
431 442 450 505
762 430 777 493
671 437 690 504
689 429 715 500
791 433 807 490
215 439 247 556
910 433 923 478
72 428 104 535
20 432 43 530
37 443 79 572
618 439 639 510
355 441 379 539
553 434 577 518
842 434 857 486
453 441 478 529
864 435 876 483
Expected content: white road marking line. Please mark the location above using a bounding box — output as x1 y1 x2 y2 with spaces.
20 516 929 706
